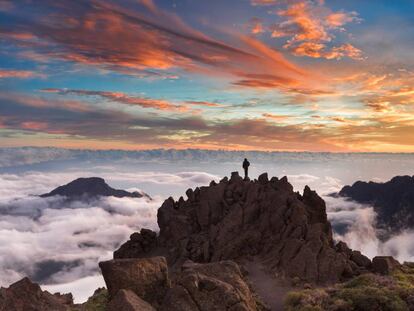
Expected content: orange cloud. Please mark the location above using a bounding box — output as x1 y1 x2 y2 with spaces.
326 11 360 28
20 121 48 130
0 92 92 113
267 0 362 59
249 18 265 34
185 101 223 107
262 113 291 121
2 0 327 94
289 42 362 60
41 88 192 112
0 69 43 79
250 0 279 6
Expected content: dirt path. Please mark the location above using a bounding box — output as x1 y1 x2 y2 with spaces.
245 260 293 311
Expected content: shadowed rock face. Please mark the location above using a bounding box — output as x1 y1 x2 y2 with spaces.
116 172 371 284
99 257 170 308
40 177 150 199
161 260 258 311
107 289 156 311
338 175 414 235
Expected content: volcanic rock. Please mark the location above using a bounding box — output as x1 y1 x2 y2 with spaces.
40 177 150 199
338 175 414 234
99 257 170 307
372 256 401 275
0 277 73 311
160 260 257 311
107 289 155 311
114 228 159 259
116 172 370 283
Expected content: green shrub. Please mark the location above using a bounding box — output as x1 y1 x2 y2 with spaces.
284 270 414 311
81 288 108 311
337 286 408 311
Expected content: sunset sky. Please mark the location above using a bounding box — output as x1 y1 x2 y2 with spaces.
1 0 414 152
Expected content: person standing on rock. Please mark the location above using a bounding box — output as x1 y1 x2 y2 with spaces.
243 158 250 180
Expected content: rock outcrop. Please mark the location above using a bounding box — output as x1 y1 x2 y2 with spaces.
41 177 150 200
99 256 259 311
99 257 170 307
115 228 159 259
161 260 257 311
107 289 156 311
0 277 73 311
372 256 402 275
116 172 370 284
338 175 414 235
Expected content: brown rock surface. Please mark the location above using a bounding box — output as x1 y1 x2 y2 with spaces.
107 289 156 311
99 256 170 307
114 228 158 259
372 256 401 275
0 277 72 311
161 260 257 311
116 173 370 283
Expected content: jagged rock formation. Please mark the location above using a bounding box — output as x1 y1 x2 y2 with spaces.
99 257 259 311
338 175 414 234
116 172 371 284
40 177 150 200
161 260 258 311
0 277 73 311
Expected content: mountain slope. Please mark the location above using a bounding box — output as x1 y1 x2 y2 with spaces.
338 175 414 234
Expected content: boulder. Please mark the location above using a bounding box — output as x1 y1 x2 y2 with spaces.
107 289 155 311
0 277 72 311
372 256 401 275
161 261 257 311
99 257 170 307
114 228 158 259
350 250 371 268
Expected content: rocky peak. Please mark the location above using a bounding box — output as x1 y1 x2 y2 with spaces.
0 277 73 311
40 177 150 200
115 172 371 284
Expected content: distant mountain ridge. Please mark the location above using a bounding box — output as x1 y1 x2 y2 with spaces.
338 175 414 235
40 177 150 200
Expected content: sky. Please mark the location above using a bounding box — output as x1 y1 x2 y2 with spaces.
1 0 414 152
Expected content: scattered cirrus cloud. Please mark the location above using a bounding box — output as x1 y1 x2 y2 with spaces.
0 0 325 95
251 0 363 60
41 88 223 113
0 69 45 79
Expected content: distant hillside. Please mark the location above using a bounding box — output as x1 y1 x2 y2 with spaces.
338 175 414 235
41 177 150 200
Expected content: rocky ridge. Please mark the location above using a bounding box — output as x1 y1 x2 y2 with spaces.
116 172 371 283
338 175 414 235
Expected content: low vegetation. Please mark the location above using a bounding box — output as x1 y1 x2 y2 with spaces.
72 288 108 311
284 266 414 311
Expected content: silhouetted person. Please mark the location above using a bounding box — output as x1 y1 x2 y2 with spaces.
243 158 250 180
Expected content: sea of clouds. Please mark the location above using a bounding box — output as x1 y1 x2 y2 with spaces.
1 148 414 302
0 169 218 302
